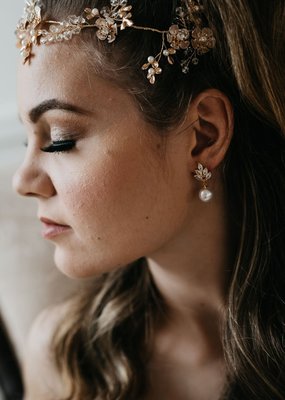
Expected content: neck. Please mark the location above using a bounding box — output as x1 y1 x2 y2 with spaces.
146 192 233 361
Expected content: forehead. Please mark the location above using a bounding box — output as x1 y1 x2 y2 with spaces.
17 42 133 119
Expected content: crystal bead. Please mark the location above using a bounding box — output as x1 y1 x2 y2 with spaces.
50 25 59 33
68 15 79 24
74 27 81 35
35 5 41 15
21 49 30 59
64 31 73 40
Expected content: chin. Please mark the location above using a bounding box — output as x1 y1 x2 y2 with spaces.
53 247 128 279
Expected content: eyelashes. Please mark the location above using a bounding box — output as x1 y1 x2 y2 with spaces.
41 140 76 153
23 133 79 153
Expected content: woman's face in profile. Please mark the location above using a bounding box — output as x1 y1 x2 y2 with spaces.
14 43 195 278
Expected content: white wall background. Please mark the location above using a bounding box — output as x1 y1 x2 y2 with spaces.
0 2 24 147
0 2 83 360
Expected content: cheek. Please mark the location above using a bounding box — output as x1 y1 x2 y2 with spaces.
51 143 192 278
60 147 188 236
57 148 158 229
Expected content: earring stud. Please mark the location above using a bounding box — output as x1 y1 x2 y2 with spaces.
194 163 213 202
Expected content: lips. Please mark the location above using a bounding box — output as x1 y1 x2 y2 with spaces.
40 217 71 239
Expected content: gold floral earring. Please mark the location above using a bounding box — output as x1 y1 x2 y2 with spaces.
194 163 213 202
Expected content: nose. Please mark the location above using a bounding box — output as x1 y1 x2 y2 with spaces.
12 153 55 199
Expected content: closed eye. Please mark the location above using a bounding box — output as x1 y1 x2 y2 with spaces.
41 140 76 153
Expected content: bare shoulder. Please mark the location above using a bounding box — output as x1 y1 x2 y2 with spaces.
23 301 72 400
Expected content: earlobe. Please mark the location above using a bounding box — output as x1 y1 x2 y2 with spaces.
190 90 234 169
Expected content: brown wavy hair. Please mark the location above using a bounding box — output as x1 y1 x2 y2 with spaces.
39 0 285 398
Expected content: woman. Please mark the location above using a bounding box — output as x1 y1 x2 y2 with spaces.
13 0 285 399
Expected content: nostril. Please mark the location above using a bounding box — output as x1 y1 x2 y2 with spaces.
25 192 38 198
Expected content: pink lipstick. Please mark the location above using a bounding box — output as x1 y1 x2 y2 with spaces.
40 217 71 239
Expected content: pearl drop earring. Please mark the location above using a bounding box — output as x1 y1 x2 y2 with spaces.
194 163 213 202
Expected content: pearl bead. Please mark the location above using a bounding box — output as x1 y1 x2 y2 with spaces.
199 189 213 202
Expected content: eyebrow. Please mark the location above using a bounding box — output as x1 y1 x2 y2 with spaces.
28 99 90 123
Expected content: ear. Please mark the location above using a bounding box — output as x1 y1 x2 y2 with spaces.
187 89 234 171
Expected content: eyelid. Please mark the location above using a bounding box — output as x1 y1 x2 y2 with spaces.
50 130 82 141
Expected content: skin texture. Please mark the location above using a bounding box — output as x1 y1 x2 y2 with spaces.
15 43 203 279
14 42 235 400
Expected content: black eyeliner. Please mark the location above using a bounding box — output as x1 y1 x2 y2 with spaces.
41 140 76 153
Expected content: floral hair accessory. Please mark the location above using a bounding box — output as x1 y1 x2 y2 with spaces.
15 0 216 84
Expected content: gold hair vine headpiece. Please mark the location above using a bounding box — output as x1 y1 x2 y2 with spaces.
15 0 216 84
